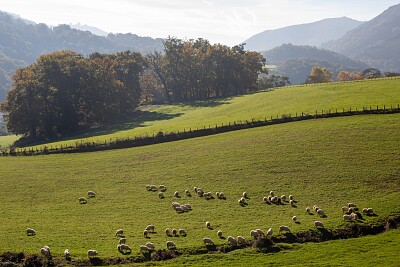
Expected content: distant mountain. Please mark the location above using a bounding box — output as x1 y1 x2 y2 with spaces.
69 23 108 37
0 10 164 101
244 17 364 52
321 4 400 72
263 44 369 84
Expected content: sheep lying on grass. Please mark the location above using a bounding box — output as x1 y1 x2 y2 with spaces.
87 191 95 198
159 185 166 191
79 197 87 204
179 229 187 236
166 241 176 249
26 228 36 236
87 250 98 258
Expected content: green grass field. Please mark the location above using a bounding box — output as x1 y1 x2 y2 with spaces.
3 78 398 149
1 113 399 264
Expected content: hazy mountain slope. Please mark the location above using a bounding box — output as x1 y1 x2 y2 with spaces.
69 23 108 37
244 17 363 52
322 4 400 72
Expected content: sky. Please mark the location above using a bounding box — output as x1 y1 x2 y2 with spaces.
1 0 399 46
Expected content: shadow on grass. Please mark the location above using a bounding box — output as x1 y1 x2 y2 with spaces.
178 98 231 108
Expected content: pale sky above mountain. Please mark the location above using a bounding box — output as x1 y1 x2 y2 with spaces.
1 0 399 45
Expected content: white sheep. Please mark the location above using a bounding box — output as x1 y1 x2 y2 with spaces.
115 229 123 236
263 196 269 203
118 244 132 252
317 209 325 217
217 230 223 238
203 237 214 245
219 192 225 199
271 196 278 203
146 185 151 191
281 195 287 201
165 228 171 236
43 246 50 253
292 216 297 222
367 208 374 214
194 187 198 193
256 229 265 236
119 238 126 244
150 185 157 191
314 221 324 228
26 228 36 236
341 206 349 213
174 191 179 197
40 247 50 258
174 206 184 213
180 205 188 212
178 229 186 236
269 191 275 197
343 214 353 221
87 250 98 258
250 230 260 238
166 241 176 249
238 199 243 205
237 236 246 243
146 242 155 250
351 212 358 220
143 230 149 238
185 190 191 196
145 225 155 232
87 191 96 198
348 203 356 208
139 245 149 251
172 228 178 236
172 202 181 208
159 185 166 191
206 221 211 228
243 192 248 198
158 192 164 198
64 249 70 258
216 192 220 198
79 197 87 204
289 195 294 201
227 236 237 245
289 199 295 207
266 228 273 236
197 190 204 197
362 208 368 214
279 225 291 234
183 204 192 210
306 207 311 213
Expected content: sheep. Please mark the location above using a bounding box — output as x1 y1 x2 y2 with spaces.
281 195 287 201
115 229 123 236
172 228 178 237
185 190 191 197
174 191 180 197
341 206 349 213
263 196 269 203
279 225 291 234
26 228 36 236
197 190 204 197
43 246 50 253
146 185 151 191
159 185 166 191
119 238 126 244
238 199 244 206
217 230 223 238
343 214 353 221
289 195 294 201
87 191 95 198
306 207 311 214
292 216 297 222
219 192 225 199
197 188 203 194
266 228 273 236
158 192 164 199
203 192 211 199
243 192 248 198
150 185 157 191
216 192 220 198
166 241 176 249
40 247 50 258
256 229 265 236
174 206 184 213
178 229 186 236
87 250 98 258
172 202 181 208
271 196 278 203
180 205 188 212
79 197 87 204
348 203 356 208
206 221 211 229
313 205 319 212
349 207 355 213
250 230 260 238
165 228 171 236
269 191 275 197
367 208 374 214
183 204 192 210
194 187 198 193
143 230 149 238
289 199 295 207
64 249 70 258
351 212 358 220
362 208 368 214
227 236 237 245
145 225 155 232
145 242 155 250
203 237 214 245
277 197 282 204
118 244 132 252
139 245 149 251
237 236 246 243
317 209 325 217
314 221 324 228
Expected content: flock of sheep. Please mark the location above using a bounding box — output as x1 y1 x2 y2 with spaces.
25 185 375 260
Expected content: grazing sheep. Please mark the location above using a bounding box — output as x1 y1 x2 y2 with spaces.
26 228 36 236
314 221 324 228
165 228 171 236
180 205 188 212
351 212 358 220
174 206 184 213
317 209 325 217
64 249 70 258
219 192 225 199
172 202 181 209
266 228 273 236
203 192 211 199
267 196 272 202
185 190 191 197
362 208 368 214
139 245 149 251
79 197 87 204
227 236 237 245
166 241 176 249
349 207 355 213
306 207 311 214
118 244 132 252
271 196 278 203
279 225 291 234
206 221 211 229
341 206 349 213
115 229 123 236
146 242 155 250
243 192 248 198
217 230 223 238
150 185 157 191
87 191 96 198
40 247 50 258
87 250 98 258
250 230 260 238
159 185 166 191
216 192 220 198
197 190 204 197
289 195 294 200
203 237 214 245
289 200 295 207
256 229 265 236
179 229 186 236
277 197 282 204
194 187 198 193
158 192 164 199
343 214 353 221
183 204 192 210
119 238 126 244
143 230 149 238
237 236 246 243
146 225 155 232
174 191 179 197
269 191 275 197
263 196 269 203
348 203 356 208
281 195 287 201
146 185 151 191
238 199 243 205
367 208 374 214
172 228 178 237
292 216 297 222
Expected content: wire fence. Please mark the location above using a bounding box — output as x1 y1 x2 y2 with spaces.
1 104 399 156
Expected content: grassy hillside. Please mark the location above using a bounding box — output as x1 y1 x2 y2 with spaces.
7 78 399 149
1 113 399 261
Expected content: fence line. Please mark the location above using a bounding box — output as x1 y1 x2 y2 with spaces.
1 104 399 156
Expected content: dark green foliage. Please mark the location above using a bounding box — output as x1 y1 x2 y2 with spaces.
257 75 290 90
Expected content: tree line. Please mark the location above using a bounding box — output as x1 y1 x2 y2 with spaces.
0 37 266 141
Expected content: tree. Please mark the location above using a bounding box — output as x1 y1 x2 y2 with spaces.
305 66 333 84
362 68 382 79
337 71 363 81
257 75 290 90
